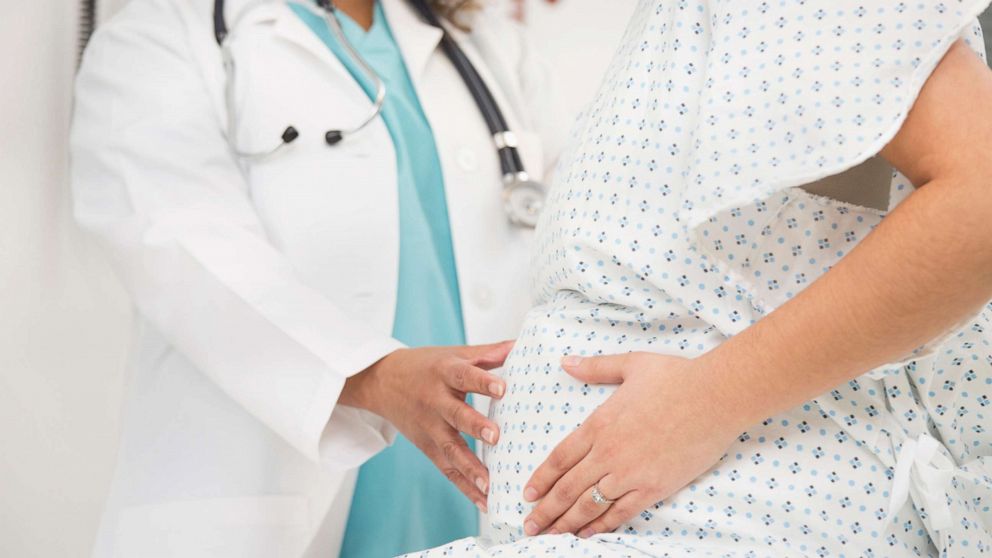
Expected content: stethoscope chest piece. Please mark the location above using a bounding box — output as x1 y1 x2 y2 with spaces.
503 173 546 229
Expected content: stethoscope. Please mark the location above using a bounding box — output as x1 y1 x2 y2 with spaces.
213 0 546 227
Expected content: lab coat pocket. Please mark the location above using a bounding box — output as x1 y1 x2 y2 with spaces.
114 495 311 558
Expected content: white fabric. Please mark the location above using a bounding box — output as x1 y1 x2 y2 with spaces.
71 0 564 555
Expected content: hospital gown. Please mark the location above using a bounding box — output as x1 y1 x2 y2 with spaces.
408 1 992 556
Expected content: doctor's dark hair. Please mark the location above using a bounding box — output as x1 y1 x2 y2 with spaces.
430 0 481 30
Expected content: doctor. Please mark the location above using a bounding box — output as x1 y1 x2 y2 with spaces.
71 0 561 555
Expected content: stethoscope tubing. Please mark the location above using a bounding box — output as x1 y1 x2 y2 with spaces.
319 2 387 136
405 0 526 178
213 0 545 226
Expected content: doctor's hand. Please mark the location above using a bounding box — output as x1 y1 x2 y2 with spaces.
341 341 514 510
520 352 745 538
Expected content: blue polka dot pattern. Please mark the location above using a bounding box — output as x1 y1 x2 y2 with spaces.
406 1 992 556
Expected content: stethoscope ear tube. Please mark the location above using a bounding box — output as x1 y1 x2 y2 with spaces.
78 0 97 65
320 3 388 137
214 0 228 44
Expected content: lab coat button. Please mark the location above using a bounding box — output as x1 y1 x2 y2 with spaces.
473 285 493 309
457 148 478 171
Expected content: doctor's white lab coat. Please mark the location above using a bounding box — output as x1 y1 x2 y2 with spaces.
70 0 562 555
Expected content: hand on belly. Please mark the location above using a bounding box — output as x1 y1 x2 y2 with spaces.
516 352 743 538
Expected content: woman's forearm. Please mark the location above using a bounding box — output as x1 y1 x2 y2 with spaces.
702 169 992 430
700 41 992 430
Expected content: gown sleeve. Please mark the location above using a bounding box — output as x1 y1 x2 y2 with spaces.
70 0 403 467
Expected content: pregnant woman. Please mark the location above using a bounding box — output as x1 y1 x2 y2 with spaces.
410 1 992 556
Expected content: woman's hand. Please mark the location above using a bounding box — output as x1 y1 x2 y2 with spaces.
340 341 513 511
521 352 746 538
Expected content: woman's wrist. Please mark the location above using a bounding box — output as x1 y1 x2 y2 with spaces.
690 344 775 433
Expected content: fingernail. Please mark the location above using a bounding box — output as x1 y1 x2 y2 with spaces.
488 381 505 398
524 520 539 536
561 355 582 368
476 500 487 514
475 477 488 494
481 427 497 445
523 486 538 501
579 528 594 539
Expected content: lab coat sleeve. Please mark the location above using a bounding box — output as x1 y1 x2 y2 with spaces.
70 0 401 467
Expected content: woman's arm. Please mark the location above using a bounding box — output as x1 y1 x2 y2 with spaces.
519 39 992 537
698 39 992 428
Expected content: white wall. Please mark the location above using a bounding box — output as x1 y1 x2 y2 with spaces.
0 1 632 556
0 1 132 557
523 0 635 129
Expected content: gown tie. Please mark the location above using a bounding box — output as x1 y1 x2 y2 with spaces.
885 432 955 532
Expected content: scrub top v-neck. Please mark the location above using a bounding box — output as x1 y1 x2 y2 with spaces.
288 2 475 556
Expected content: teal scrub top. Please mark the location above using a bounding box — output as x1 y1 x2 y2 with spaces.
288 2 477 556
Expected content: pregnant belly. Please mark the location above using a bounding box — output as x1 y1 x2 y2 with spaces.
482 294 915 554
483 292 724 541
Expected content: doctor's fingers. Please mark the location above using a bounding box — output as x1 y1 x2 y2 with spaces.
441 399 500 446
408 428 487 507
427 432 489 507
440 360 506 399
463 340 516 370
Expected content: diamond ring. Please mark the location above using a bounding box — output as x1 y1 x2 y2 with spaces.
590 482 616 506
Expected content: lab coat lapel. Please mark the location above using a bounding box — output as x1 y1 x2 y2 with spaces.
380 0 443 88
265 0 385 120
270 2 359 84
